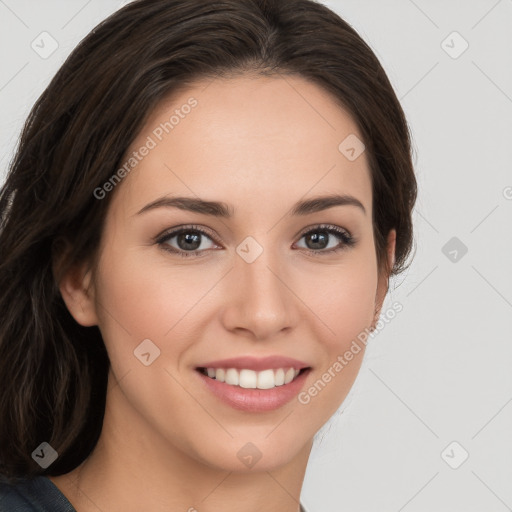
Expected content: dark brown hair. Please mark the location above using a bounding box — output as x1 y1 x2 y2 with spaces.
0 0 417 481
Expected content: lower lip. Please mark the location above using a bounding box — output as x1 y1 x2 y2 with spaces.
196 369 311 412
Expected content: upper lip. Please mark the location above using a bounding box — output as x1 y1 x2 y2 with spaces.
196 356 310 371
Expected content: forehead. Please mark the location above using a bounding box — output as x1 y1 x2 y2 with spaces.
112 74 372 218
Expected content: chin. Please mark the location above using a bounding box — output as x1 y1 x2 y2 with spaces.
188 432 310 474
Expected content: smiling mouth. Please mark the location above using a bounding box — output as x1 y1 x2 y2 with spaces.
196 366 311 389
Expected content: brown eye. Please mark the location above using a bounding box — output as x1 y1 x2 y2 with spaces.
295 225 355 254
156 225 219 258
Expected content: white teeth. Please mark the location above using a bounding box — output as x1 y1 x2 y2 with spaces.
284 368 296 384
203 367 305 389
256 369 274 389
239 369 258 388
225 368 239 386
275 368 285 386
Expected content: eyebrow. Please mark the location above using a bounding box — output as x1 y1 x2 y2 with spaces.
135 193 366 217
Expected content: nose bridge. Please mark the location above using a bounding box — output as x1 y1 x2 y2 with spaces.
236 233 286 300
222 233 297 337
245 249 279 289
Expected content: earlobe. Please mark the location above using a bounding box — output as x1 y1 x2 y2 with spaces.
57 260 99 327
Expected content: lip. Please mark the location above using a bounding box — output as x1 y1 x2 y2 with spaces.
195 355 310 371
196 367 312 412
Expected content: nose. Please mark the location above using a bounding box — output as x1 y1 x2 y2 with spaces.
219 239 300 340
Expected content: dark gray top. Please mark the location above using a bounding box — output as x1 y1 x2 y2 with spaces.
0 476 76 511
0 475 308 511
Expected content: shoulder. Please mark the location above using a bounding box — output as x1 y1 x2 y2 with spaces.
0 476 33 511
0 475 76 512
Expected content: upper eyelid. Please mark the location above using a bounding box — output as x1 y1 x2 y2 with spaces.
297 223 351 237
156 224 219 244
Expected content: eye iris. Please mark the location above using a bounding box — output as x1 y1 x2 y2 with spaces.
307 232 328 250
178 232 201 250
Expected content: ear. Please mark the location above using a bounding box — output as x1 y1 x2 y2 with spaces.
372 229 396 328
52 240 99 327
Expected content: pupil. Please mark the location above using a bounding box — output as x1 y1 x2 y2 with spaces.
308 232 327 249
179 232 200 250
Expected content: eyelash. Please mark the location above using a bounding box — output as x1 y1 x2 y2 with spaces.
155 223 356 258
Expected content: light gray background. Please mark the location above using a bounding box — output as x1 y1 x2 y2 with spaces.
1 1 511 511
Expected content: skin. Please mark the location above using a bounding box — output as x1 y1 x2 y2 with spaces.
51 74 395 512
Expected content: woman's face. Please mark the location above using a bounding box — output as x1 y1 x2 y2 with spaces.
67 74 394 472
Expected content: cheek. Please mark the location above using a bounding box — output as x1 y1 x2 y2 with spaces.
295 265 377 426
297 252 378 347
291 246 377 406
93 244 220 370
